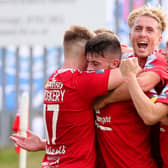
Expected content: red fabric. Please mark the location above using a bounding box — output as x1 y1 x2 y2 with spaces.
155 82 168 168
156 82 168 104
42 68 110 168
12 104 29 154
12 114 20 133
12 114 20 154
95 101 157 168
95 53 168 168
160 125 168 168
142 52 168 82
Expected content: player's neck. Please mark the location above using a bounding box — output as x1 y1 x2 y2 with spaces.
137 57 147 68
63 60 84 71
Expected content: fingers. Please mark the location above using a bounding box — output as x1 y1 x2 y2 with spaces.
9 136 17 143
9 135 26 149
121 44 133 54
10 133 25 140
132 57 138 63
94 102 105 110
26 130 35 136
120 57 140 77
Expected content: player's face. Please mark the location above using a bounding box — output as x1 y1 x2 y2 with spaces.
130 15 162 58
86 52 117 71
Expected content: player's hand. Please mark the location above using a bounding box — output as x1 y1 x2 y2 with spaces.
93 95 109 110
121 44 133 54
9 130 46 152
120 57 141 78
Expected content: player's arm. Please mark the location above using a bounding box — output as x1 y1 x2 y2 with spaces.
120 58 168 125
94 61 160 109
107 68 124 90
110 70 160 100
10 130 46 152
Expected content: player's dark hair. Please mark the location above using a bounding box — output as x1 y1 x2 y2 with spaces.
85 32 122 60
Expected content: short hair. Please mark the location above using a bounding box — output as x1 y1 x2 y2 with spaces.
94 28 115 35
63 25 95 48
128 5 167 33
85 32 122 60
94 28 120 41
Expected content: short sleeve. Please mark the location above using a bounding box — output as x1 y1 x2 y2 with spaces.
142 53 168 82
74 69 110 101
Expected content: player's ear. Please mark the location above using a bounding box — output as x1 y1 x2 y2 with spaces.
109 59 120 69
159 36 162 43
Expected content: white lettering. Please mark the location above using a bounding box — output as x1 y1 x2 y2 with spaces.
60 90 65 101
46 145 66 155
45 80 63 89
44 90 65 102
95 121 112 131
96 115 111 124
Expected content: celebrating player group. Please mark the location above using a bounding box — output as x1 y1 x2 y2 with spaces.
10 5 168 168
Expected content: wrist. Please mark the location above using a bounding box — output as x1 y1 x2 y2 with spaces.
39 138 46 151
124 73 136 83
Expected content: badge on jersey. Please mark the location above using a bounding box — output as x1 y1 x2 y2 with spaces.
96 69 105 74
150 96 158 103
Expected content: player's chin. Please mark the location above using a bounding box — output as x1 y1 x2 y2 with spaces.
136 50 149 58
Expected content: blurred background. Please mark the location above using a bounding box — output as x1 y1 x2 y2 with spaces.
0 0 168 167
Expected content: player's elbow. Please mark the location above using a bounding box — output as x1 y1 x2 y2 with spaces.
138 81 150 92
142 112 159 125
137 73 161 92
143 118 157 125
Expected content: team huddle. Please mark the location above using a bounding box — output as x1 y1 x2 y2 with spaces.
10 5 168 168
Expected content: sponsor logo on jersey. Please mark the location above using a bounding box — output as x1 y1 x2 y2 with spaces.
46 145 66 155
45 80 63 89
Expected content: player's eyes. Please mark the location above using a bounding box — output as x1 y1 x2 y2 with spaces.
147 28 153 32
93 62 99 66
135 27 141 31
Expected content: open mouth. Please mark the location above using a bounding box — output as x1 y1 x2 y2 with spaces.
137 42 148 50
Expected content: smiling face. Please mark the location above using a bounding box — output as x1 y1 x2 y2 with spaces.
130 15 162 58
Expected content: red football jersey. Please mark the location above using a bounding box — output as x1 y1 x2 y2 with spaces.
144 52 168 168
142 52 168 81
156 82 168 168
41 68 110 168
95 101 157 168
95 52 168 168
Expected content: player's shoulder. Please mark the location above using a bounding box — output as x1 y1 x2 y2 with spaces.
147 51 166 62
144 52 166 69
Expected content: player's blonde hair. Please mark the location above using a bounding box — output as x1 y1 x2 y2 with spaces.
128 5 167 33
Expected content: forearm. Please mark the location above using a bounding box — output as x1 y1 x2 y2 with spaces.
126 75 167 125
105 71 161 104
108 68 124 90
105 83 130 104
